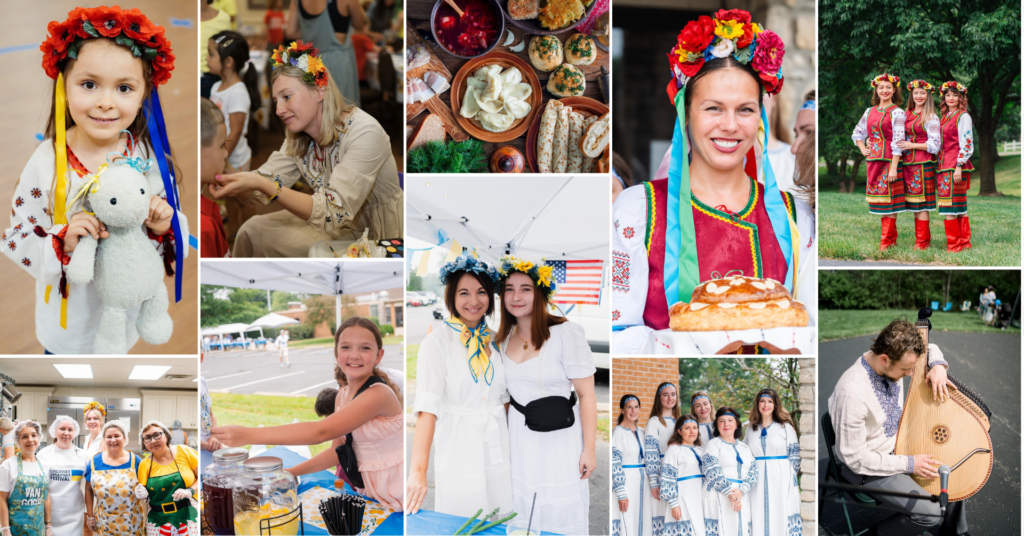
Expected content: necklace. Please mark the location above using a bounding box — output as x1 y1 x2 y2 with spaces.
513 325 529 351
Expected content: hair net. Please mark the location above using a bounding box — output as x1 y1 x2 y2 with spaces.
101 420 129 441
172 420 182 429
140 420 172 452
12 421 42 441
48 415 81 439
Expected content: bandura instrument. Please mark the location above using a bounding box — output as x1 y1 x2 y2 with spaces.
893 308 993 501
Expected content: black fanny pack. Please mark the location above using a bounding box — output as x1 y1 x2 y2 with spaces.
335 375 385 489
509 391 578 432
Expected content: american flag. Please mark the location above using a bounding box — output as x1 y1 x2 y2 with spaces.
546 260 603 305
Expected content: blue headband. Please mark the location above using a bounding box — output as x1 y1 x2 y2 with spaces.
623 396 640 407
719 412 740 421
658 384 676 395
682 419 697 425
759 393 773 399
800 100 816 111
692 395 709 403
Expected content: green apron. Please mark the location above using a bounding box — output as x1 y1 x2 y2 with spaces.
144 447 197 534
9 455 48 536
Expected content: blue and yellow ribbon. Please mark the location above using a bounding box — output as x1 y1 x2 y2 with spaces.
444 317 494 385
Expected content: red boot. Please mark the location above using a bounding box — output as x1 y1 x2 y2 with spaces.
880 217 893 251
944 219 962 252
958 215 972 249
914 218 931 250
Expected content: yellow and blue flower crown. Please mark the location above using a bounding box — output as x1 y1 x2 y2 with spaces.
871 73 900 88
907 80 933 93
271 41 328 88
439 255 499 286
940 81 967 95
498 256 556 302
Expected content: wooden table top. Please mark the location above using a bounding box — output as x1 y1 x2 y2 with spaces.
407 0 609 173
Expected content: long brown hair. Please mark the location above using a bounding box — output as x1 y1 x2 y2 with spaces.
747 388 797 433
940 87 969 117
905 87 937 126
496 273 567 349
617 394 640 426
689 390 715 421
667 413 702 447
333 317 402 404
870 83 904 107
649 382 681 427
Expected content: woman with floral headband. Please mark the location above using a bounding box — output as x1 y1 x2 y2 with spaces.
3 6 187 354
936 81 974 251
659 414 706 536
611 10 815 355
702 406 757 536
644 382 680 536
494 256 597 535
853 73 907 250
896 80 940 249
613 395 654 536
406 256 514 518
211 41 401 257
81 403 105 461
742 388 800 536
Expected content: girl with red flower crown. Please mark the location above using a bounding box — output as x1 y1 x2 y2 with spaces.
896 80 940 249
852 74 907 250
1 6 188 355
611 10 816 358
936 81 974 251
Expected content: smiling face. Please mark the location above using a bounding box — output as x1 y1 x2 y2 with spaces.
716 414 737 439
336 325 384 383
455 273 490 326
18 427 39 454
503 272 535 320
944 90 960 110
623 399 640 424
64 39 147 145
791 109 814 156
692 397 712 421
912 88 929 108
104 426 126 452
686 68 762 175
758 395 775 416
681 421 699 445
85 409 104 432
272 74 324 136
55 421 76 448
659 386 677 411
875 81 894 103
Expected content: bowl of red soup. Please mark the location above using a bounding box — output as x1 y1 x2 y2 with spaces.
431 0 505 59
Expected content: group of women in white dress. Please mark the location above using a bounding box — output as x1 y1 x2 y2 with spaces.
407 255 598 535
614 387 801 536
0 402 199 536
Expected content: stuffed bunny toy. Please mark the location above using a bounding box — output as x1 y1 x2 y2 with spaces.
66 160 173 354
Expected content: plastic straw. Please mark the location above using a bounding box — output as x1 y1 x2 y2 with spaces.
527 493 537 536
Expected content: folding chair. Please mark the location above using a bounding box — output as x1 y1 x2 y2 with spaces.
821 411 878 536
930 301 940 311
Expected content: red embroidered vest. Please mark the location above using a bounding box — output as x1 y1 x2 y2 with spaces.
903 112 933 164
866 105 898 162
938 110 974 172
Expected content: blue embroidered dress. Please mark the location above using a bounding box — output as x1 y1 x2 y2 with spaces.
613 425 655 536
702 436 757 536
743 422 801 536
660 444 706 536
646 416 677 536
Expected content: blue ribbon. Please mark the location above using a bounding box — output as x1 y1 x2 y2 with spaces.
759 105 794 291
755 456 788 460
664 118 686 308
622 464 645 469
677 474 703 481
144 90 183 303
726 478 742 483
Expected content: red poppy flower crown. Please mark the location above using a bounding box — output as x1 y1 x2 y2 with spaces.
941 81 967 95
40 6 175 87
871 73 899 88
666 9 785 103
907 80 933 93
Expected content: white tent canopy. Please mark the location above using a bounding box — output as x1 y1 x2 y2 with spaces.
406 176 610 263
201 323 261 339
247 313 300 330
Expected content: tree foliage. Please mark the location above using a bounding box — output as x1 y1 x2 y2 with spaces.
270 291 304 313
676 358 802 426
820 0 1021 195
200 285 268 327
820 269 1021 309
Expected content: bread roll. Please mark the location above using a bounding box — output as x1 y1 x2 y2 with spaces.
547 64 586 97
580 115 598 172
551 105 570 173
563 34 596 65
668 275 809 331
536 100 562 173
567 111 585 173
529 36 563 72
579 112 609 157
508 0 539 19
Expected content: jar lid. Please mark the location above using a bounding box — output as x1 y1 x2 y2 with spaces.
212 447 249 462
243 456 284 472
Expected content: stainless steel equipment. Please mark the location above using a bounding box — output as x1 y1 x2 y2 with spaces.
46 397 141 452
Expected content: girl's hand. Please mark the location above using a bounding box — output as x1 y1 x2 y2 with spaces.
618 498 629 513
203 437 223 452
887 165 899 183
671 506 682 521
145 196 174 235
579 447 596 479
859 145 869 157
210 172 264 200
87 515 98 531
895 141 909 150
953 167 963 183
728 489 743 511
65 212 108 253
210 425 246 447
405 470 429 515
651 487 661 501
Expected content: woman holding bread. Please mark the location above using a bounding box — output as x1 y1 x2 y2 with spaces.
494 256 597 536
610 10 815 354
742 389 801 536
613 395 654 536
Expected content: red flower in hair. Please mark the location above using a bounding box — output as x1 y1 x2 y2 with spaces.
736 24 756 49
676 16 716 53
759 71 784 96
715 9 752 23
40 40 62 79
46 20 76 54
87 6 124 38
293 41 320 56
152 46 176 86
120 8 158 42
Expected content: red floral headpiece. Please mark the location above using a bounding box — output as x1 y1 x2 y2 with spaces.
907 80 933 93
940 81 967 95
871 73 899 88
40 6 175 87
666 9 784 103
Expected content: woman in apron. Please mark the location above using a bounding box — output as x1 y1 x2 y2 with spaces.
82 403 106 461
136 421 199 536
37 416 86 536
0 421 51 536
84 422 144 536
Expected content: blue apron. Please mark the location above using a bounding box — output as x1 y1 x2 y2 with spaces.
9 455 48 536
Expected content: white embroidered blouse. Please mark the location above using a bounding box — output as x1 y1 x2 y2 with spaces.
852 107 906 156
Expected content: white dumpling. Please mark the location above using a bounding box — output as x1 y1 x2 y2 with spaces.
478 110 516 132
501 83 533 102
466 77 487 90
460 87 481 118
504 96 532 119
473 64 502 81
477 95 504 114
500 67 523 85
481 71 503 102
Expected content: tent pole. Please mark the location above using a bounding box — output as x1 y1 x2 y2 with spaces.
336 295 342 334
267 289 271 310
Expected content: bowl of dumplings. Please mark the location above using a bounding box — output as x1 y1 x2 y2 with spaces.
451 52 543 142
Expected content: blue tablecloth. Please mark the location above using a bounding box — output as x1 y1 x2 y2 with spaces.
261 446 404 535
406 509 561 535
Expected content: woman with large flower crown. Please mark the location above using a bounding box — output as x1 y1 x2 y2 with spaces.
405 256 514 518
853 74 907 250
211 41 402 257
611 10 815 355
936 81 975 251
895 80 940 249
494 256 597 535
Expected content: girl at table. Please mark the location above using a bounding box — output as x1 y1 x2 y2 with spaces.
690 391 716 446
613 395 654 536
702 407 757 536
743 389 800 536
37 416 86 536
405 257 513 517
644 382 680 536
0 421 51 536
212 317 404 511
84 421 144 536
211 41 401 258
82 403 106 461
659 415 706 536
495 256 597 536
936 81 975 251
136 421 200 536
853 73 907 250
896 80 940 249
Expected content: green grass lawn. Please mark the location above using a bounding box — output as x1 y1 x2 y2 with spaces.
818 192 1020 265
819 309 1020 341
211 393 333 456
597 416 610 443
406 343 419 380
288 335 404 349
820 155 1021 196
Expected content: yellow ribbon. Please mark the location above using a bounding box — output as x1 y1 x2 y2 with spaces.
54 73 69 329
66 163 108 212
444 316 494 385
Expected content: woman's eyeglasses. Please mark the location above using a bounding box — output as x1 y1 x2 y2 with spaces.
142 431 164 443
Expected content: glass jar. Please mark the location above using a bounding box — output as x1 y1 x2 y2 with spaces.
232 456 301 536
202 448 249 535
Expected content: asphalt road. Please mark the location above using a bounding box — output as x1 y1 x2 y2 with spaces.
818 331 1021 535
203 343 404 396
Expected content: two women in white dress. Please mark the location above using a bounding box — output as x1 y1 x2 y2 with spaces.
407 256 597 535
